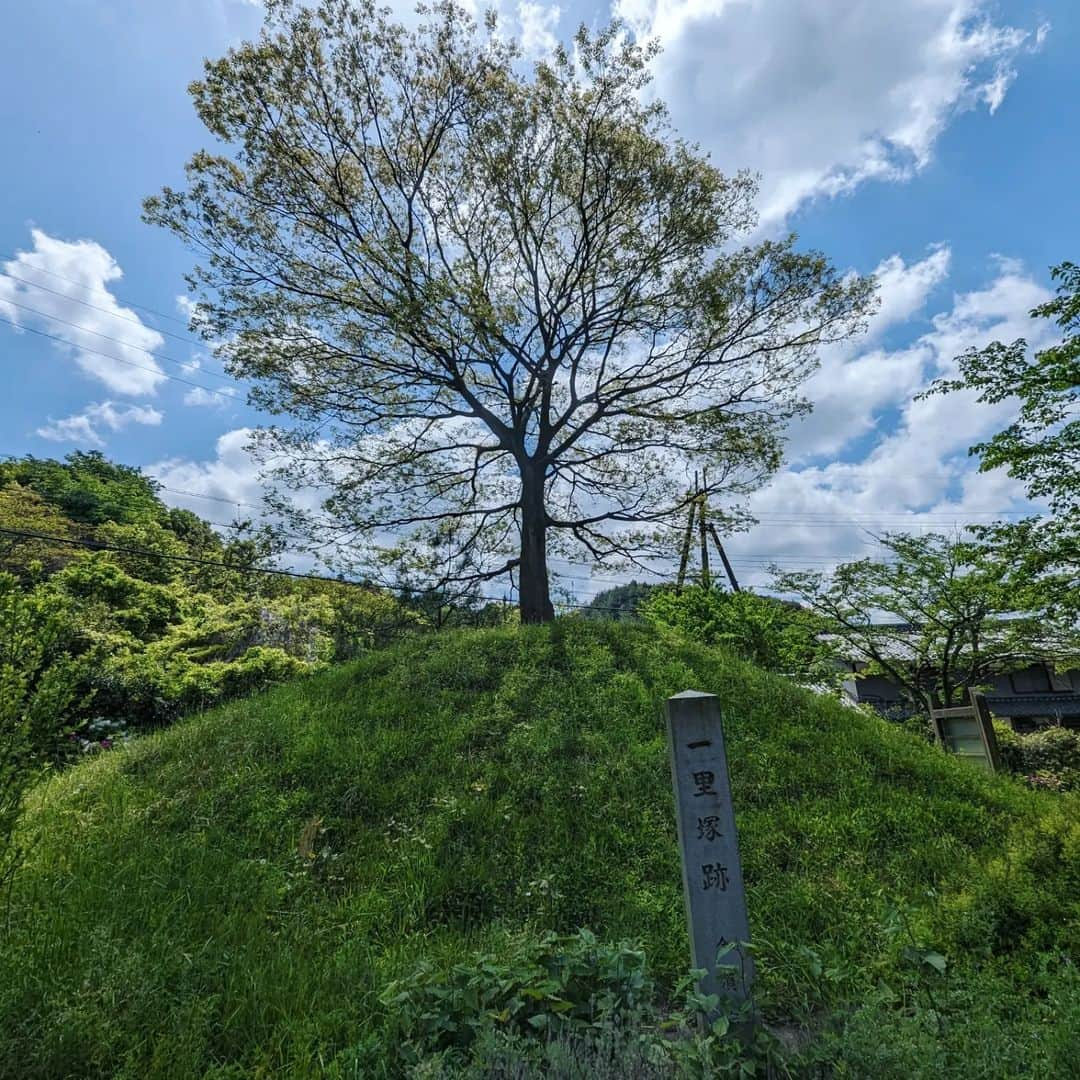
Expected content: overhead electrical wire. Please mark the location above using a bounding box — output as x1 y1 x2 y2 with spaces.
0 294 1036 587
0 525 656 613
0 255 200 332
0 270 207 350
0 300 238 386
0 317 234 397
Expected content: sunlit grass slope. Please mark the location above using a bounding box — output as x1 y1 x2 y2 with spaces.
3 620 1080 1077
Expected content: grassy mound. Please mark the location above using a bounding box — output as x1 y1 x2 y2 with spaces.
3 621 1080 1077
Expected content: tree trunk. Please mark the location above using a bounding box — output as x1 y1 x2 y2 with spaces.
519 468 554 624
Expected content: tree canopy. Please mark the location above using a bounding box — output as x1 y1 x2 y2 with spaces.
921 259 1080 621
774 531 1072 714
923 261 1080 514
146 0 874 622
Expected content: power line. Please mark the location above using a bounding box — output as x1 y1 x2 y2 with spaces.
0 299 239 387
0 317 238 397
155 480 998 537
0 455 936 579
0 525 645 614
750 510 1033 520
0 254 199 333
156 483 264 511
0 267 1043 531
0 270 206 350
0 525 373 587
0 446 1028 584
0 448 887 571
0 301 1046 534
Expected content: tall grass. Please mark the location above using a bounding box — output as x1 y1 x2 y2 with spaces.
1 620 1079 1076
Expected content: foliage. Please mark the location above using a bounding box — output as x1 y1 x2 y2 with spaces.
0 451 164 527
0 574 79 894
145 0 874 621
580 582 658 622
368 929 777 1077
379 930 653 1064
0 484 79 578
641 586 833 680
0 452 426 752
995 721 1080 791
2 621 1080 1076
923 261 1080 514
774 531 1066 713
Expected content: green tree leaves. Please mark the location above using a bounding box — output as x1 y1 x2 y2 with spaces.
641 585 833 680
774 531 1064 714
922 261 1080 514
144 0 875 621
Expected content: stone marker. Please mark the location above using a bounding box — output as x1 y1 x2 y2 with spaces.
665 690 754 1012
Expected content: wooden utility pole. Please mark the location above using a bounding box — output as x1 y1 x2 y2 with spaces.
708 525 741 593
676 469 743 593
676 472 698 594
698 475 712 591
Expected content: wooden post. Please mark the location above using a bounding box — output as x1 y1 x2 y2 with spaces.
698 495 711 591
676 476 698 595
969 689 1002 772
708 524 741 594
665 690 754 1015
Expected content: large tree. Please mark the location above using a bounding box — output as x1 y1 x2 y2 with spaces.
146 0 873 622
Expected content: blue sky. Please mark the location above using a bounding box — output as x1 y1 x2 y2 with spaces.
2 0 1076 592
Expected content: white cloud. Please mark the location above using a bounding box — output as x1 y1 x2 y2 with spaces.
517 0 561 57
149 428 266 517
36 400 163 447
616 0 1045 227
183 385 238 408
149 429 337 576
786 245 952 462
0 230 167 395
720 254 1058 587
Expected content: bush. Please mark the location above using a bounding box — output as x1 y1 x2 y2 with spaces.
994 721 1080 791
641 586 832 679
0 573 80 891
380 930 653 1062
366 929 772 1076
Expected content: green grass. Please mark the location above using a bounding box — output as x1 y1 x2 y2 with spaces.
3 620 1080 1077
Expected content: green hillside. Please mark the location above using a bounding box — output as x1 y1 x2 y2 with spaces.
3 621 1080 1077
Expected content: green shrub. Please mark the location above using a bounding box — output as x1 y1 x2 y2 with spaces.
641 586 832 679
363 929 773 1077
0 573 80 891
994 721 1080 791
380 930 653 1063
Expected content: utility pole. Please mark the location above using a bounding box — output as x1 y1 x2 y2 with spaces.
709 524 741 593
698 470 712 591
676 472 698 594
676 469 742 594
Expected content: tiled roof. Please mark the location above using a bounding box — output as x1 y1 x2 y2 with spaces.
986 694 1080 717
